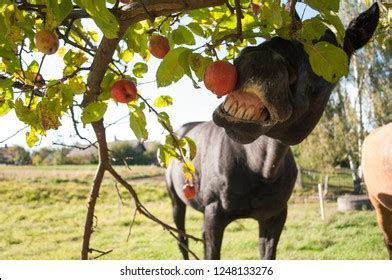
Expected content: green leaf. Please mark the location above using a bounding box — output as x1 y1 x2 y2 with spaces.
0 77 14 89
61 85 74 111
74 0 119 39
156 47 189 87
300 16 327 42
129 102 148 142
304 42 349 83
171 26 196 46
262 0 283 29
157 111 173 132
63 50 88 67
305 0 340 13
38 100 61 130
178 49 199 88
157 144 177 167
320 11 345 46
68 76 86 95
81 101 107 124
188 53 212 81
132 62 148 78
15 98 40 128
187 22 205 38
153 95 173 108
0 83 13 116
27 60 39 74
98 72 117 101
183 136 197 160
46 0 73 30
124 22 149 58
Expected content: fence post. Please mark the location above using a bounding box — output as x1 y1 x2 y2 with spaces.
296 164 303 189
324 174 329 196
318 183 326 221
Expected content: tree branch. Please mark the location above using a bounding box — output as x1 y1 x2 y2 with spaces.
79 0 226 260
81 119 110 260
234 0 243 41
107 164 203 244
285 0 301 38
81 161 106 260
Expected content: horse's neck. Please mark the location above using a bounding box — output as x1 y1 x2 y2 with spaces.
245 136 290 180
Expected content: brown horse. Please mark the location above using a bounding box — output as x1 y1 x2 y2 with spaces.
362 123 392 259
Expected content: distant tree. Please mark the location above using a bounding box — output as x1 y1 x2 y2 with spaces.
8 145 31 165
294 0 391 193
31 147 53 165
143 141 160 165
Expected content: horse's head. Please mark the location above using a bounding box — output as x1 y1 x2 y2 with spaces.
213 3 379 145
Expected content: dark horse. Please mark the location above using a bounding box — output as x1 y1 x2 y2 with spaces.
166 4 379 259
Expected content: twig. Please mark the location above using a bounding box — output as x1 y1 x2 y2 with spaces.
139 0 155 23
168 231 200 260
70 25 98 51
301 4 308 21
0 126 29 144
104 113 131 129
57 30 95 56
69 105 98 148
107 164 203 243
18 40 27 81
136 94 194 177
52 142 97 151
285 0 301 38
27 54 45 109
234 0 243 41
285 0 297 18
89 248 114 260
126 207 138 242
114 181 125 206
225 0 235 14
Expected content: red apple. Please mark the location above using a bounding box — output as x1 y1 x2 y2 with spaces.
182 183 196 200
148 34 170 59
111 79 137 103
34 30 59 55
251 3 261 15
203 60 237 97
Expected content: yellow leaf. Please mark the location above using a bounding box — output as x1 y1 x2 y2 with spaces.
120 50 133 63
58 47 67 57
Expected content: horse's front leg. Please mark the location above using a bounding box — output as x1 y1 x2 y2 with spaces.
258 206 288 260
203 202 230 260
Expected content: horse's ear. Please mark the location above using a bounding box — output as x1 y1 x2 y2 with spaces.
343 3 380 56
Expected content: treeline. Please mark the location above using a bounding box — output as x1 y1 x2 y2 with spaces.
0 140 160 166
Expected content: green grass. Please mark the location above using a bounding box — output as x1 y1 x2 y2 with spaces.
0 165 388 260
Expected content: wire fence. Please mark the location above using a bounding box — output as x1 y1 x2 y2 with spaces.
292 166 360 203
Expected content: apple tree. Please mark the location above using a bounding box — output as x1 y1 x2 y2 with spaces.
0 0 363 259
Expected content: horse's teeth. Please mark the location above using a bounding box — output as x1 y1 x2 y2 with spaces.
235 106 245 119
243 106 255 120
228 101 238 116
224 95 236 113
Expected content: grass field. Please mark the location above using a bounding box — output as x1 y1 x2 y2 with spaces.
0 165 388 260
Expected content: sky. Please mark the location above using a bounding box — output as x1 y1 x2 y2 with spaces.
0 2 316 150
